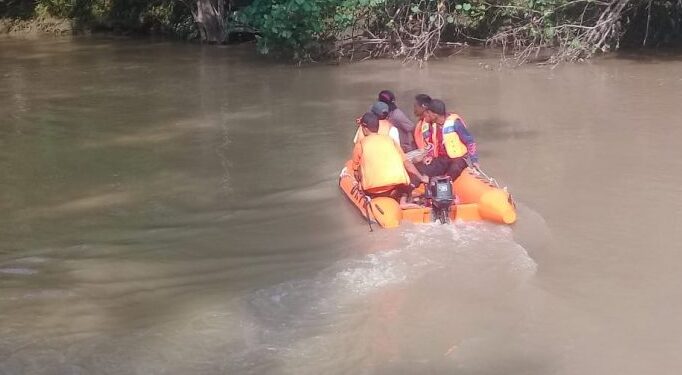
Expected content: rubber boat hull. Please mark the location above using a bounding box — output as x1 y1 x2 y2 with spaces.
339 160 516 228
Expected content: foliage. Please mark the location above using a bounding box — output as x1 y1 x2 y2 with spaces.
237 0 369 59
239 0 682 62
2 0 682 63
1 0 197 38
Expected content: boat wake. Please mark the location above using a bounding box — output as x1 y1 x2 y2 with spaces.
0 221 540 374
223 222 537 373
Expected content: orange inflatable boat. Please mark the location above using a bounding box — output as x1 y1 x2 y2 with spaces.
339 160 517 228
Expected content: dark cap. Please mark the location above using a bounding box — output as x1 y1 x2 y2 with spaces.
378 90 396 103
369 101 389 119
360 112 379 132
378 90 397 112
427 99 447 116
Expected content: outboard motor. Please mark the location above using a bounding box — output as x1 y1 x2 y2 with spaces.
426 176 454 224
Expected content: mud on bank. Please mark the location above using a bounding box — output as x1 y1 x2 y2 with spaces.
0 17 72 35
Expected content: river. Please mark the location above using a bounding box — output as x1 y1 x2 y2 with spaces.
1 36 682 374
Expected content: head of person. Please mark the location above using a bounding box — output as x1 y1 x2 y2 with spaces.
413 94 432 119
424 99 447 125
360 112 380 135
378 90 397 112
369 101 389 120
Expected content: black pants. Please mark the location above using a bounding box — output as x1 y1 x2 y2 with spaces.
412 156 468 185
366 184 412 200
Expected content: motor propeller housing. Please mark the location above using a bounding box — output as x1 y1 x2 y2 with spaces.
426 176 454 223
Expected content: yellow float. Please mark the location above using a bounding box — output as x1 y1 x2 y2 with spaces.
339 160 516 228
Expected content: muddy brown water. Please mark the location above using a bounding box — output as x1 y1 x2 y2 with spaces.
1 37 682 374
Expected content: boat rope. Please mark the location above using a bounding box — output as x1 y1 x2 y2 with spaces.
347 175 374 232
472 165 500 188
468 160 516 208
362 195 374 232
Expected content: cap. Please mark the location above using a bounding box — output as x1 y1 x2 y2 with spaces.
369 101 389 118
378 90 396 103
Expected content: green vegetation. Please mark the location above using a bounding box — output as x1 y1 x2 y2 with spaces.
1 0 197 38
2 0 682 63
240 0 682 62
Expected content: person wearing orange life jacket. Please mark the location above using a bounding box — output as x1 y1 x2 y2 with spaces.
413 99 480 181
353 102 400 145
412 93 432 145
351 112 428 208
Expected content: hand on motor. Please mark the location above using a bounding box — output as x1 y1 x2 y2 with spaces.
420 174 429 184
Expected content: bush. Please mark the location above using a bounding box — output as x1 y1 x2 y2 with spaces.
4 0 682 63
238 0 358 59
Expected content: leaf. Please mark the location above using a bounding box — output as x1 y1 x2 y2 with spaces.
462 3 471 11
455 4 462 10
429 15 436 22
411 5 420 13
447 15 454 23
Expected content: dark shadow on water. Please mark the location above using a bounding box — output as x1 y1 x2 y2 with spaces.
475 118 542 142
606 48 682 63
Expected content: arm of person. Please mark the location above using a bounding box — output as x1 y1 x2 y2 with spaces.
351 141 362 181
403 159 429 184
453 118 479 164
389 109 416 133
352 126 362 144
397 144 428 184
388 127 401 145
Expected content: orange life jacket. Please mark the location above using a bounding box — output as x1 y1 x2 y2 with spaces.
415 114 467 158
358 134 410 191
354 119 393 144
414 119 426 149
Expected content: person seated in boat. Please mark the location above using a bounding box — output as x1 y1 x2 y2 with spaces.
353 101 400 145
377 90 417 152
351 112 429 208
413 94 432 127
413 99 480 181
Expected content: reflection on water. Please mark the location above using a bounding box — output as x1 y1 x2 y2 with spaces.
1 37 682 374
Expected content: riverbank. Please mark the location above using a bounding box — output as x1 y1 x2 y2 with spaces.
0 17 72 35
3 0 682 65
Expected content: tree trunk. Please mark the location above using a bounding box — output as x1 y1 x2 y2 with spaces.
195 0 226 43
